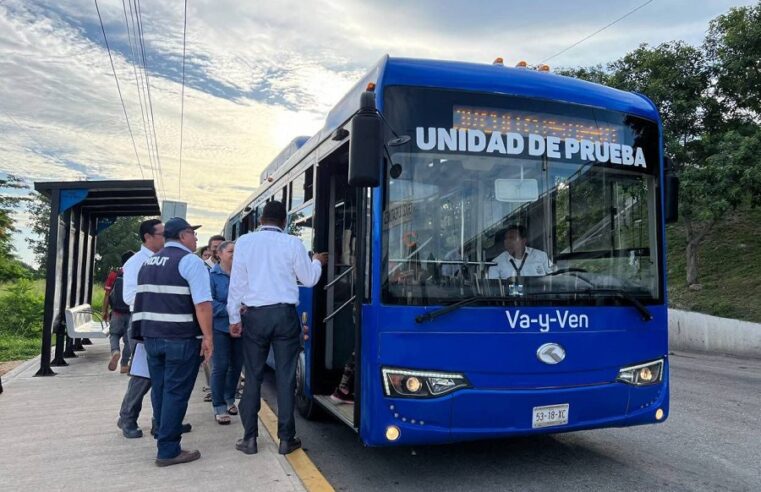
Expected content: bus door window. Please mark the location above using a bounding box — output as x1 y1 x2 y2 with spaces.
325 172 355 370
287 204 314 258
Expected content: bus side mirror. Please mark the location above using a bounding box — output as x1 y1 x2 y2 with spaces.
664 157 679 224
348 91 383 188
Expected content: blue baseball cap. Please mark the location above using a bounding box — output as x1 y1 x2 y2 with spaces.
163 217 201 239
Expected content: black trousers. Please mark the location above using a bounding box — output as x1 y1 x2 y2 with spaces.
239 304 301 441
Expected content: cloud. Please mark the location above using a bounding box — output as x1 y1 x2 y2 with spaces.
1 0 757 267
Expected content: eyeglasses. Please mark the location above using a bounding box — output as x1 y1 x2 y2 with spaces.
182 229 198 238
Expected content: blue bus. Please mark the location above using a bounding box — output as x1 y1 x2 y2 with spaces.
224 56 678 447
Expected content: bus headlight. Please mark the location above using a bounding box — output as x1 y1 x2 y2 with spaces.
382 368 470 398
617 359 664 386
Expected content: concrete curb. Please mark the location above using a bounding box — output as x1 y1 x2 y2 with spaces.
1 354 42 387
669 309 761 359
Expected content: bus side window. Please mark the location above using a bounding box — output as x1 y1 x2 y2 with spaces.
291 173 305 210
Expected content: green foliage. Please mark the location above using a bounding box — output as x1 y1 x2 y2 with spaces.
0 336 40 362
0 279 44 338
0 255 32 282
0 175 27 254
555 65 611 85
668 207 761 323
561 7 761 286
705 2 761 116
0 175 35 282
25 191 50 273
608 41 709 165
94 216 145 281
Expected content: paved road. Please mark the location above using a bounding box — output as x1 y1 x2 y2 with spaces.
261 351 761 491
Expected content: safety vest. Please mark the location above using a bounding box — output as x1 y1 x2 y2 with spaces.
132 246 198 339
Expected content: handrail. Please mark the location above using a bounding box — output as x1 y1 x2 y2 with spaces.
323 295 356 323
324 266 354 290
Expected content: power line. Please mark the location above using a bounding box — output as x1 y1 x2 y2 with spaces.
94 0 145 179
178 0 188 201
122 0 159 190
540 0 654 64
134 0 167 202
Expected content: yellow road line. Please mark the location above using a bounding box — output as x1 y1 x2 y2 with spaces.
259 398 335 492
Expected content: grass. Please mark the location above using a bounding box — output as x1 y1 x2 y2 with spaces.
667 207 761 323
0 336 40 362
0 280 106 362
0 278 45 296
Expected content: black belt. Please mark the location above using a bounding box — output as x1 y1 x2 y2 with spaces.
246 303 295 310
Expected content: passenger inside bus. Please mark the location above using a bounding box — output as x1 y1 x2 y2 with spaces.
487 224 554 279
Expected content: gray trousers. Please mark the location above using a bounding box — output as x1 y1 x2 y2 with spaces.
239 304 301 441
119 372 151 428
118 324 151 428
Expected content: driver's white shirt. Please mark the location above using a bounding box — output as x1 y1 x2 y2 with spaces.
488 247 553 279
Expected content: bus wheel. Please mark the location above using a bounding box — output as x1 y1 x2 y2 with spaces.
296 352 318 419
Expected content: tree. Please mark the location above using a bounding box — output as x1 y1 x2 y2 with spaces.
94 216 145 281
0 175 32 281
704 2 761 118
562 37 761 286
25 191 50 273
555 65 612 85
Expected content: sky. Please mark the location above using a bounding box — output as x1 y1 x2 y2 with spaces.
0 0 756 267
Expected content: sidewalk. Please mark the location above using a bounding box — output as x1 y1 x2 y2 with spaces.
0 341 306 492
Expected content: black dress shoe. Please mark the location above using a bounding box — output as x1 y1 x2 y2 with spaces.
155 449 201 467
117 419 143 439
151 422 192 437
235 438 258 455
278 437 302 455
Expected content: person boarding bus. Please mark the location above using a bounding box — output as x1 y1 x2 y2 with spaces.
227 200 327 455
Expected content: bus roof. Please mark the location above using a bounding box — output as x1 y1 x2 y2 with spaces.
228 55 659 221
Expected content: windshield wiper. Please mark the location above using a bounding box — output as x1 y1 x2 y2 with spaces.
414 289 653 324
415 291 584 324
415 296 508 324
583 289 653 322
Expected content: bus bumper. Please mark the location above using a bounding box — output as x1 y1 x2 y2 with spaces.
363 369 669 447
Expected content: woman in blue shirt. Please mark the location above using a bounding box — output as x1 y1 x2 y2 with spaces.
209 240 244 424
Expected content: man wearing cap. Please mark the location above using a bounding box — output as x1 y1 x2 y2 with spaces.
133 217 214 467
228 200 327 456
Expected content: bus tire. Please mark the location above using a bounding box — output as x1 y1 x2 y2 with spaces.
296 352 318 419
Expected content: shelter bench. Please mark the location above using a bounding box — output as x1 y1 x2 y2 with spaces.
63 304 109 339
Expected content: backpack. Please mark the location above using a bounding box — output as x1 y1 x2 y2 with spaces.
109 271 130 313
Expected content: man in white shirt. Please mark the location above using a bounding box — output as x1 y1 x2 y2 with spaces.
117 218 164 438
227 200 327 456
488 225 553 279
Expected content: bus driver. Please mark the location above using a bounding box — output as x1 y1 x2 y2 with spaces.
488 225 553 279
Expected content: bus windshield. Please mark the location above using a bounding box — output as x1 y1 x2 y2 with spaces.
382 87 662 306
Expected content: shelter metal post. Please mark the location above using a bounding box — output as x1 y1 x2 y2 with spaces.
81 214 97 345
33 180 161 373
62 209 78 359
36 189 62 376
70 209 86 352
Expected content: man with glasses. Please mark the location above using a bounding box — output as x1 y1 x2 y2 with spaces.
117 218 165 438
133 217 213 467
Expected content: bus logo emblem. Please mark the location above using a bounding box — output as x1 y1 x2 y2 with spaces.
537 343 566 364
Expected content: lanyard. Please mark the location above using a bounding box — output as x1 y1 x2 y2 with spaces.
258 225 283 233
508 251 528 277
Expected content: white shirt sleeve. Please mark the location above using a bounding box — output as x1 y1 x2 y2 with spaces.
122 252 143 310
292 239 322 288
227 237 248 324
178 254 212 304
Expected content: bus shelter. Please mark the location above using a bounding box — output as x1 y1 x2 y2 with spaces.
33 180 161 376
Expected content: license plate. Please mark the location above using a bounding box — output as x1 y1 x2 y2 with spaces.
532 404 569 428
